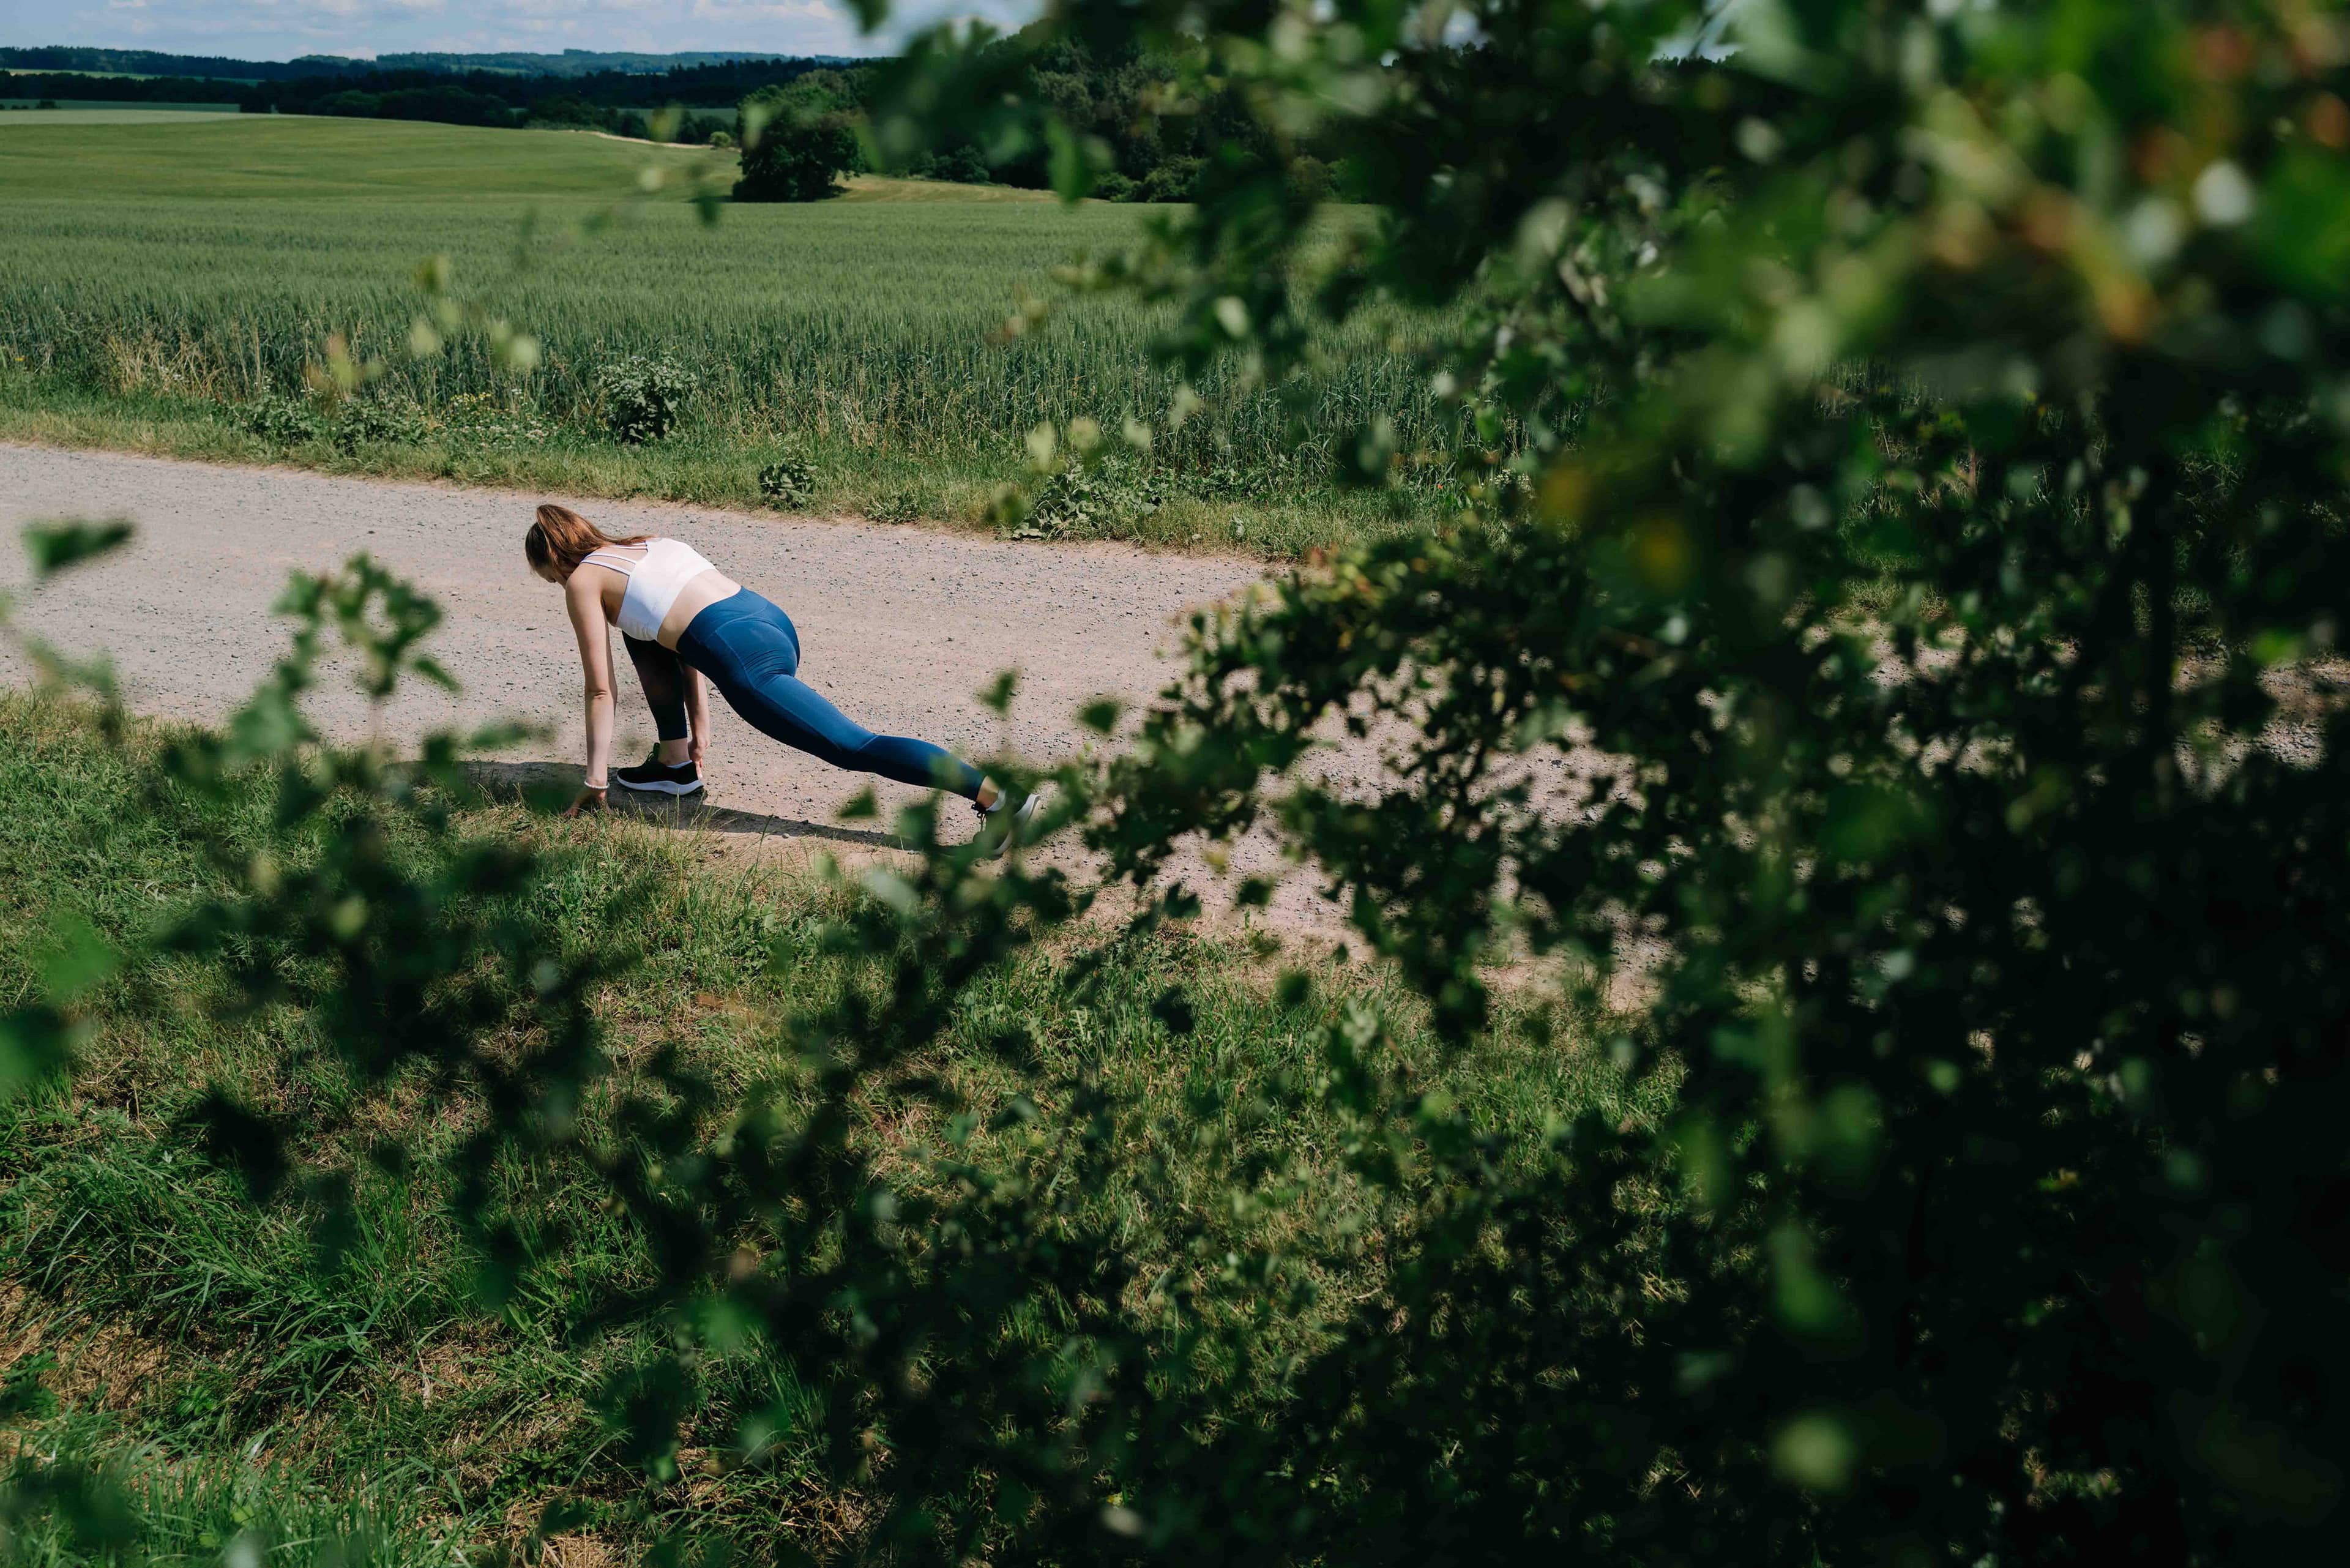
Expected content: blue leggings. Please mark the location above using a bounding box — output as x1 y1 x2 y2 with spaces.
625 588 985 798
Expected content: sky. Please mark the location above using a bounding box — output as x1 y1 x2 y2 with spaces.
0 1 1040 62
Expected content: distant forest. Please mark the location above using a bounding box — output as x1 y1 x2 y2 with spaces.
2 32 1338 203
1 57 845 140
3 70 263 106
233 58 843 139
0 45 863 81
733 43 1329 203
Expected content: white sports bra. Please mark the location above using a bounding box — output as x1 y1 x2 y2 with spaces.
580 538 718 641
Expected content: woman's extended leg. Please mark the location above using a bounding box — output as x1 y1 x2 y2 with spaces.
725 670 986 795
679 591 985 797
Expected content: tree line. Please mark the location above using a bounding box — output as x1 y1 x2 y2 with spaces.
737 30 1329 203
4 71 255 105
232 57 835 140
0 45 831 82
0 44 341 81
11 29 1333 205
234 28 1324 206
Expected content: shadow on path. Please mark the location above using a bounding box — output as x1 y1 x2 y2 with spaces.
463 761 908 850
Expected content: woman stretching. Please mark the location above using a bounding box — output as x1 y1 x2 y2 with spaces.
526 504 1037 850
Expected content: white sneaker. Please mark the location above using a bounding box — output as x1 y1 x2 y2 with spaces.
975 791 1042 858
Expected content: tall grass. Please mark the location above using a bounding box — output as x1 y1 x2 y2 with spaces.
0 690 1644 1561
0 119 1466 540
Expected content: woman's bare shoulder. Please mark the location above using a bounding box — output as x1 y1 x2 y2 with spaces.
564 567 612 613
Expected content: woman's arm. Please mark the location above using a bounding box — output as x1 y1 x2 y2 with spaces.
564 573 617 814
684 664 710 767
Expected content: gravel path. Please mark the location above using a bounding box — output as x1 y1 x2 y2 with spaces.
0 443 1273 875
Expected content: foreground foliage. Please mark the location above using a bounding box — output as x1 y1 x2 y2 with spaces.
10 0 2350 1563
0 666 1622 1561
1002 0 2346 1558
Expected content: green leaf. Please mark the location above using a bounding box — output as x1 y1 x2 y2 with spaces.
183 1088 289 1200
0 1005 72 1102
0 1352 59 1419
1149 985 1197 1035
24 518 133 578
1772 1410 1858 1491
1046 119 1104 204
2253 150 2350 299
39 914 118 1005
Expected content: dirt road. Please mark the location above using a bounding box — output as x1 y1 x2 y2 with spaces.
0 443 1270 868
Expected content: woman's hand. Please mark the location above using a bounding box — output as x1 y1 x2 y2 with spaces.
688 735 705 769
564 785 608 818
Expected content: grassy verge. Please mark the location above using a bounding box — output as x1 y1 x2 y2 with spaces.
0 372 1442 560
0 692 1650 1562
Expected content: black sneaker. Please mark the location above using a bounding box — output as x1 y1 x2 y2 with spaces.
614 751 703 796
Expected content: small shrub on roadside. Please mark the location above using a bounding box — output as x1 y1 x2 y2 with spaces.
869 490 920 525
757 454 817 509
237 394 327 446
436 389 553 446
330 398 426 453
237 394 425 452
595 355 697 444
1192 456 1277 499
1007 460 1162 541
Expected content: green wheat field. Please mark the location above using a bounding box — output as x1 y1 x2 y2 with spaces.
0 116 1458 551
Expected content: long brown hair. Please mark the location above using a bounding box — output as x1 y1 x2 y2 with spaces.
524 503 649 578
